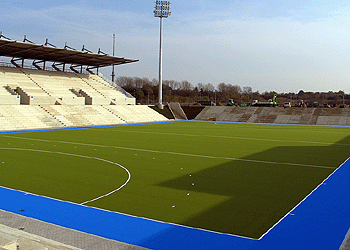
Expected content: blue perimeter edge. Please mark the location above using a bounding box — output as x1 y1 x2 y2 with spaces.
0 121 349 250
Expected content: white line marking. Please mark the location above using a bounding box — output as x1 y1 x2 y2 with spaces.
1 135 334 169
107 129 350 146
163 122 350 135
80 158 131 205
0 147 131 205
189 119 350 128
0 144 346 240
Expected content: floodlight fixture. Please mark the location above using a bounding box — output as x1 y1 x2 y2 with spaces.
154 1 171 18
154 1 171 109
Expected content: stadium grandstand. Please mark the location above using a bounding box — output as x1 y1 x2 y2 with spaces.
1 33 349 250
0 32 168 131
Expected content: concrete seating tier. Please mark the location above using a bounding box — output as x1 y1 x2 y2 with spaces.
40 105 126 127
85 75 126 98
0 105 64 131
0 66 133 105
0 234 17 250
21 68 106 103
0 104 169 131
0 67 168 131
0 67 54 104
81 75 135 105
194 107 350 126
0 76 21 104
0 94 21 105
105 105 169 123
0 83 12 95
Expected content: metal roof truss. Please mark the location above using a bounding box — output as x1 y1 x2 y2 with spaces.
0 33 138 72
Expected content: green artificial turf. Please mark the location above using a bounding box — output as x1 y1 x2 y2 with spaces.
0 122 349 239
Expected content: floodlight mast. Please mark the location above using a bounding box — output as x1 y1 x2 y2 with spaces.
154 1 171 109
112 33 115 83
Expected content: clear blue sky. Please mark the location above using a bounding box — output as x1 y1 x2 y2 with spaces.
1 0 350 93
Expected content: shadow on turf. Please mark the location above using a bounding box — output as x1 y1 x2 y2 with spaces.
156 135 350 239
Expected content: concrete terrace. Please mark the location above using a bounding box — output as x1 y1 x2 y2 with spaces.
194 106 350 126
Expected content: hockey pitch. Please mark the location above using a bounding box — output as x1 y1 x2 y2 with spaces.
0 121 349 240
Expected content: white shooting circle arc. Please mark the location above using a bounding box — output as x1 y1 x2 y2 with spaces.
0 147 131 205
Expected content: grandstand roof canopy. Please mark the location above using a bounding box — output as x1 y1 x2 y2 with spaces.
0 37 138 68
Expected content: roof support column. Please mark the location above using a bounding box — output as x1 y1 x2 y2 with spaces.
10 58 22 68
69 65 80 73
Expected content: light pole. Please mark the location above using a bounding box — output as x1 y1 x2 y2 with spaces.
154 1 171 109
111 33 115 83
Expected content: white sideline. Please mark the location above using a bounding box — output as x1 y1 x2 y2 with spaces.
258 157 350 240
2 135 334 169
0 147 131 205
105 129 350 146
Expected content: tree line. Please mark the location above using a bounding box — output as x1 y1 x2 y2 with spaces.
115 76 349 107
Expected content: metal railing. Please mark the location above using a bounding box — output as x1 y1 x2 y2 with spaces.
97 72 134 99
